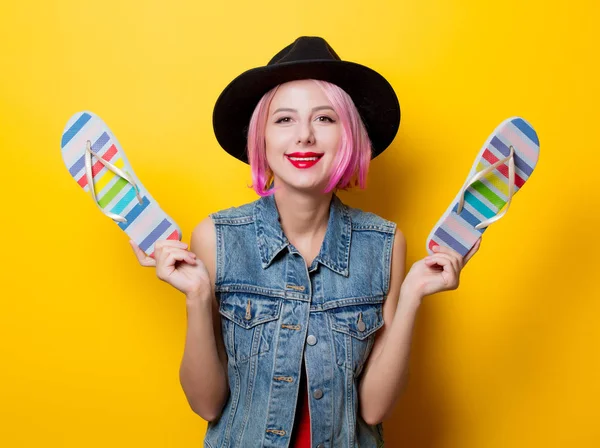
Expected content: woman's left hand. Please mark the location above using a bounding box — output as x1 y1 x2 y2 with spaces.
402 238 482 300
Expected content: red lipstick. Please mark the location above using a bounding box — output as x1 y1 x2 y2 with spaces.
285 152 324 169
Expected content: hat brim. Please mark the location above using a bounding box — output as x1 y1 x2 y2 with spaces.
212 59 400 164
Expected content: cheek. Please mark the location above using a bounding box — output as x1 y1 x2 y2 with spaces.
265 138 283 162
321 130 342 155
317 125 341 144
265 135 289 158
265 125 294 143
264 138 287 169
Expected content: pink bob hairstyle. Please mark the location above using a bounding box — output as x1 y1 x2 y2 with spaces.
246 79 373 197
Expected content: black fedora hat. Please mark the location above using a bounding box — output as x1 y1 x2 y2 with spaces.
212 36 401 164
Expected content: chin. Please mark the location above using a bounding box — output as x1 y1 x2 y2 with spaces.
278 177 328 193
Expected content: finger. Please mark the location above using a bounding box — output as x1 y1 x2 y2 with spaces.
428 251 460 273
154 242 189 264
157 251 189 278
129 240 157 267
432 244 461 258
424 257 444 270
157 252 197 280
425 255 459 286
154 239 188 252
432 244 463 270
154 239 188 250
156 245 196 259
424 254 452 269
159 248 197 267
463 238 482 265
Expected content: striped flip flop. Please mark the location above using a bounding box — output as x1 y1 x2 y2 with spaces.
426 116 540 257
61 111 182 258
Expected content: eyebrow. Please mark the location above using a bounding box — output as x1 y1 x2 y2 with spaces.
272 106 336 115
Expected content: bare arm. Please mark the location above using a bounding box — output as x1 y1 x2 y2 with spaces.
179 216 229 422
358 228 481 425
357 230 414 425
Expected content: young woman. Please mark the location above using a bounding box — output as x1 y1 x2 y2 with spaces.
131 36 479 448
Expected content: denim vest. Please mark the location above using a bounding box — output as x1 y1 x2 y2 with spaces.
204 194 396 448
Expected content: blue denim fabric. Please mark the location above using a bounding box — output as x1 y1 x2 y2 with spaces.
204 194 396 448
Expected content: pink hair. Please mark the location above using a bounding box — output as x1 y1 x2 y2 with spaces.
246 79 372 196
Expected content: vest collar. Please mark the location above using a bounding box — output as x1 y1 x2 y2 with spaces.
254 193 351 276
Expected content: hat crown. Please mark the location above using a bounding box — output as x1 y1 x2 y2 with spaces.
268 36 341 65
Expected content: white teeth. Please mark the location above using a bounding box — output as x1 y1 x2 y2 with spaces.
288 157 319 161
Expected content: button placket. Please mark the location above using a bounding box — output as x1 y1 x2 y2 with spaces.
264 253 311 443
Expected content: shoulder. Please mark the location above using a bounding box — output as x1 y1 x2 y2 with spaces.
189 199 259 286
344 200 406 267
208 199 258 225
191 198 260 251
344 202 397 235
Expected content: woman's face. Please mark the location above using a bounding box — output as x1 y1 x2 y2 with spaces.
265 80 341 193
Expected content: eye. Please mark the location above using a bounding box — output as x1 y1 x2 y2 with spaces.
275 116 292 124
316 116 335 123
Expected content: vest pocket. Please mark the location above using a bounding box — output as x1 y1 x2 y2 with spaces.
218 293 282 364
328 302 384 374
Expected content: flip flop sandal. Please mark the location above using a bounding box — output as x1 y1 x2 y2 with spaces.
426 116 540 257
61 111 182 258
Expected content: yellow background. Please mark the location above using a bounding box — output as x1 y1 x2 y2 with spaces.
1 0 598 446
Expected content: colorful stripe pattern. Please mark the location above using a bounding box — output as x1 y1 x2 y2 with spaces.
61 111 182 257
426 117 540 257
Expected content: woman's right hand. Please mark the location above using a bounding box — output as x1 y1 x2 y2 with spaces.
129 239 211 298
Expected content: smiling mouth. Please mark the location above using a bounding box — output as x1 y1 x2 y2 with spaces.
287 156 321 161
286 152 324 158
285 152 324 169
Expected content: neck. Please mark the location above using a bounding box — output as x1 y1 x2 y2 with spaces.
272 189 333 243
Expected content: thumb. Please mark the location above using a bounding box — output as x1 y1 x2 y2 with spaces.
130 239 156 267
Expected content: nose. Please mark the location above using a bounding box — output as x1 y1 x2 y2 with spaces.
296 121 314 146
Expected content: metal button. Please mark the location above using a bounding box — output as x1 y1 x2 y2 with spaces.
357 321 366 332
306 335 317 346
317 444 325 448
313 389 323 399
